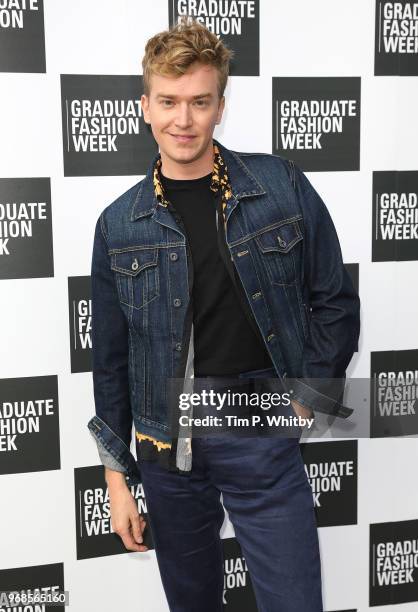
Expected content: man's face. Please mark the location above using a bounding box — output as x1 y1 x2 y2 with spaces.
141 62 225 171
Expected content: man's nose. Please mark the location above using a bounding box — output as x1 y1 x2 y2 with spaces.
174 102 193 128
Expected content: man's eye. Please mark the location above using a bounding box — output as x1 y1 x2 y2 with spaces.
160 100 208 107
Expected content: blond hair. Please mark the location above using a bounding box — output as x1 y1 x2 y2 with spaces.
142 17 234 99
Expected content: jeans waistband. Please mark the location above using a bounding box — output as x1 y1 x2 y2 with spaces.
193 367 279 394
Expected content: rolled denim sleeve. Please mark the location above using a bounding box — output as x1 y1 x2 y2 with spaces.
288 163 361 417
87 212 141 485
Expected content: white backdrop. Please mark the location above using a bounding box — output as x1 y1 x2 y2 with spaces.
1 1 418 611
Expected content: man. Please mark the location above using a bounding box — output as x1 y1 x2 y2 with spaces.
87 18 360 612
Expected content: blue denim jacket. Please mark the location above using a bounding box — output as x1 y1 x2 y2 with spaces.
87 138 360 486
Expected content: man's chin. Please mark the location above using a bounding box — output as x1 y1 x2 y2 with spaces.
163 145 202 163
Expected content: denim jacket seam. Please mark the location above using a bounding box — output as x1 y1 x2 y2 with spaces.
229 149 266 192
93 432 125 465
93 434 127 471
228 214 303 248
137 415 170 432
99 210 110 246
89 415 131 455
291 378 344 406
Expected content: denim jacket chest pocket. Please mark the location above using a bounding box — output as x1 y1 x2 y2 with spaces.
253 215 303 286
110 246 159 310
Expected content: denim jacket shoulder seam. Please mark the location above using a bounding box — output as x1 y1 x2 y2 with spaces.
236 151 286 162
291 162 319 202
227 150 265 189
99 211 110 246
235 151 299 197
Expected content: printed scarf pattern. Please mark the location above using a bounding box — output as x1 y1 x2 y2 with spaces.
152 142 233 230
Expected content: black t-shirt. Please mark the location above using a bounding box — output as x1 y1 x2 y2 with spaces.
160 170 273 376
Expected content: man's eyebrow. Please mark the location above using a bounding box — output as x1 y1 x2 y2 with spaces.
155 93 213 100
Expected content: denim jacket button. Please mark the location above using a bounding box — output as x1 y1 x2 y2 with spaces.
170 252 178 261
131 258 139 271
173 298 181 307
175 342 182 351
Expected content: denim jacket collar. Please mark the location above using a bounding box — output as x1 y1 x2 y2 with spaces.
130 137 266 222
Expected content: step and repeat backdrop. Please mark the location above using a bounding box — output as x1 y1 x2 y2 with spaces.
1 1 418 611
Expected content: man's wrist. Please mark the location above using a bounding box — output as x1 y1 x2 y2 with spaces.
291 399 314 419
105 467 128 489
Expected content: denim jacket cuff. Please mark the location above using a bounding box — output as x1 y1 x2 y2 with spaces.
92 433 127 473
87 415 142 486
287 378 354 419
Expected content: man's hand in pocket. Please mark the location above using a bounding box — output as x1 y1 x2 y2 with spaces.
290 399 314 420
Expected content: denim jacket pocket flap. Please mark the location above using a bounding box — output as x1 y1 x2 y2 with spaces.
255 217 303 254
110 247 158 276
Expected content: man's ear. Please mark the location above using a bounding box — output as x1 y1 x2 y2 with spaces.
216 95 225 125
141 94 150 125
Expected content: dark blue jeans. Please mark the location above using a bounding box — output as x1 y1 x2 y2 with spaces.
139 367 323 612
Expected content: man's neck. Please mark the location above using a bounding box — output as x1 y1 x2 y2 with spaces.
159 143 214 180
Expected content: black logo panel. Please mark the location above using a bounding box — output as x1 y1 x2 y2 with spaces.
375 1 418 75
371 350 418 437
0 563 64 611
272 77 361 171
60 75 158 176
222 537 257 610
0 375 60 476
370 519 418 606
0 178 53 279
372 171 418 262
0 0 45 73
68 276 92 373
300 440 358 527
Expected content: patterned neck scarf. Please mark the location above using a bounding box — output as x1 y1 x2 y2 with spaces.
152 142 233 230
